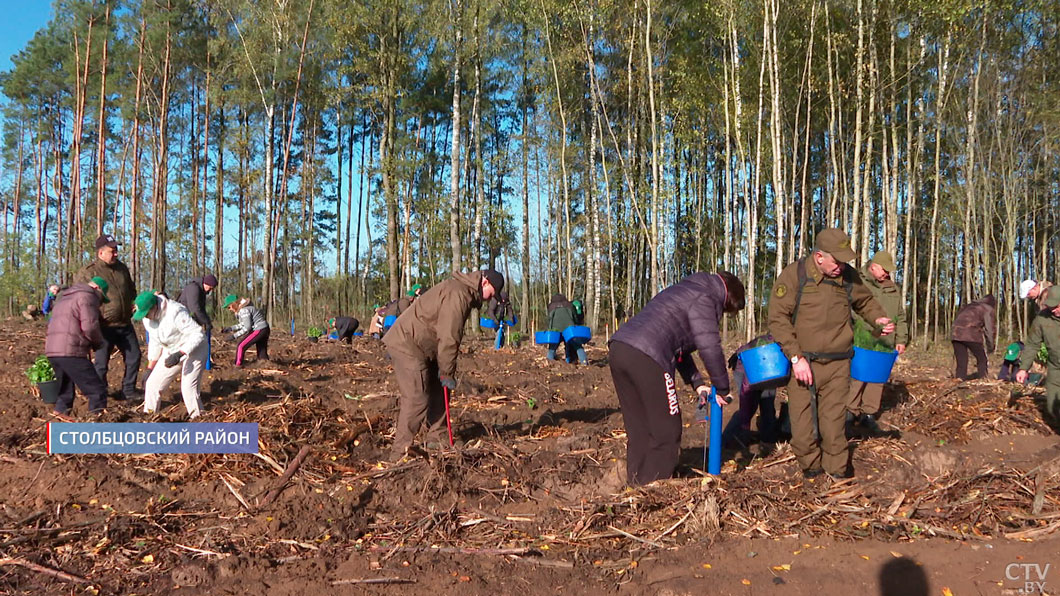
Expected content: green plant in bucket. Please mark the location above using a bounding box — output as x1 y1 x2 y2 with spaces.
26 356 56 384
307 326 324 339
1037 343 1048 365
853 319 893 352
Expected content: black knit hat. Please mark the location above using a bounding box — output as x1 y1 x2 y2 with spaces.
481 269 505 294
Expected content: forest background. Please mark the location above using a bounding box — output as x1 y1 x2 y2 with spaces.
0 0 1057 345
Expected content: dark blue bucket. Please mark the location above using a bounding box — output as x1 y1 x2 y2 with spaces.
383 315 397 328
739 342 791 386
562 325 591 342
353 331 364 336
535 331 561 345
851 347 898 383
480 317 499 329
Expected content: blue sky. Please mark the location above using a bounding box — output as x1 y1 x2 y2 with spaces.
0 1 53 73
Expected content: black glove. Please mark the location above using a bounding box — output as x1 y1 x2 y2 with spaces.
220 326 232 334
164 352 184 368
439 376 457 391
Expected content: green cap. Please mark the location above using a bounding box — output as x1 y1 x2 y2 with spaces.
222 294 239 308
132 291 158 321
89 276 110 303
815 228 857 262
870 250 897 273
1044 286 1060 309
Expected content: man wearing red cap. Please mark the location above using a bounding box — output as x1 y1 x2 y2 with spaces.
75 234 142 402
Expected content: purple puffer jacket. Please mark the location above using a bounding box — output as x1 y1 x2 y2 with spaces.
45 283 104 358
610 273 730 394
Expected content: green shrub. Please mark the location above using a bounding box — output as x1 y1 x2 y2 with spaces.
26 356 55 384
307 326 324 338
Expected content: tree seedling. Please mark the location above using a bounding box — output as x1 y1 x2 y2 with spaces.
26 355 56 384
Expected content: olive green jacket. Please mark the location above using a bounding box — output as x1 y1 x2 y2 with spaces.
74 258 137 327
853 265 910 348
1020 312 1060 372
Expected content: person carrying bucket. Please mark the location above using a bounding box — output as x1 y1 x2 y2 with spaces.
846 250 908 437
608 271 744 486
329 316 360 343
486 291 517 349
368 305 386 339
383 269 504 461
545 294 588 365
382 284 423 334
768 228 894 480
722 335 783 449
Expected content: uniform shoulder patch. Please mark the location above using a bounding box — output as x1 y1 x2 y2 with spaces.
775 284 788 298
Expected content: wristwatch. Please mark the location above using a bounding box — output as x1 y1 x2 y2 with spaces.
790 355 801 364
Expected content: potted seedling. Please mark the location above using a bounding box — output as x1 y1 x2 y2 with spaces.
26 356 60 404
307 326 324 343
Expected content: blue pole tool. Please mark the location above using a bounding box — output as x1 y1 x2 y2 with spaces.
205 330 212 371
704 387 723 476
290 318 295 336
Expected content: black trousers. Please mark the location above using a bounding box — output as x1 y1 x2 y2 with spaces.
336 317 359 343
50 356 108 414
94 325 142 396
953 340 988 380
998 360 1019 382
609 341 683 486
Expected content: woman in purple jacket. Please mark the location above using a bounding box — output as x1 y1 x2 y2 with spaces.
609 271 745 485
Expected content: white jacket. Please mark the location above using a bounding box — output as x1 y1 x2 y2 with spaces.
144 296 205 362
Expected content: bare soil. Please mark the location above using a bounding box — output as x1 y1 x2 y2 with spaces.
1 318 1058 595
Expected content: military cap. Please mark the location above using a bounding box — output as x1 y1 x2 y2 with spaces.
814 228 857 262
870 250 896 272
1044 286 1060 309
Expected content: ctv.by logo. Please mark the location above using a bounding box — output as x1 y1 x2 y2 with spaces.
1006 562 1051 594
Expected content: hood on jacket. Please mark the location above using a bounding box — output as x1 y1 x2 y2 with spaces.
452 270 486 302
548 293 572 313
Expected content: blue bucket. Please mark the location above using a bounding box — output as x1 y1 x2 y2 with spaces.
562 325 591 342
328 331 339 340
739 342 791 386
851 347 898 384
353 331 364 336
535 330 561 345
383 315 397 328
480 317 499 329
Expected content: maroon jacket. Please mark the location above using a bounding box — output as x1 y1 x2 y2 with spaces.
951 294 997 352
610 273 730 394
45 283 105 358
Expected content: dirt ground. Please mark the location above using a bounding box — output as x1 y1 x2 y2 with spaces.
1 318 1058 595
